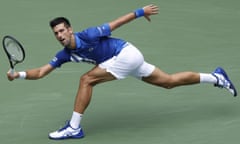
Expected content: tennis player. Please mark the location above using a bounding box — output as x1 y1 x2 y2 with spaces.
7 4 237 140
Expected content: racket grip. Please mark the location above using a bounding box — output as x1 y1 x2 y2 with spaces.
10 68 15 76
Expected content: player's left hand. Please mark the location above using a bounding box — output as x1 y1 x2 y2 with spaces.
143 4 159 22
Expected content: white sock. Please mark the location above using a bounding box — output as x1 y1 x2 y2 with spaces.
200 73 217 84
70 111 83 129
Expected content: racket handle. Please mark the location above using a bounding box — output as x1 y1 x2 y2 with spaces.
10 68 15 76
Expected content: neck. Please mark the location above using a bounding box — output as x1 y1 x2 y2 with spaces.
67 34 76 49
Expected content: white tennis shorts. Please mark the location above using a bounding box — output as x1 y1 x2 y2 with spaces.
99 43 155 79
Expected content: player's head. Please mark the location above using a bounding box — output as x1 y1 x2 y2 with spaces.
49 17 71 28
49 17 74 48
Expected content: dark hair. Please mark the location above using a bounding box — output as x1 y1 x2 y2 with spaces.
49 17 71 28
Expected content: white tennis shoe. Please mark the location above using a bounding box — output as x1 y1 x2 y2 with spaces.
49 121 84 140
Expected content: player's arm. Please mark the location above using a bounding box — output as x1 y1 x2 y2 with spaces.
109 4 159 31
7 64 55 81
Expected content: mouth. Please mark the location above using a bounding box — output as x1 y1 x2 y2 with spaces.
59 38 66 45
60 38 65 42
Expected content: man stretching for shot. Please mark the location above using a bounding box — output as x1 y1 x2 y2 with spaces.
7 4 237 140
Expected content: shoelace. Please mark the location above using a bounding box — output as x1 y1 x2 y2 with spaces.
213 73 230 89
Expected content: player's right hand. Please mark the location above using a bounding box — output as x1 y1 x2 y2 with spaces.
7 70 18 81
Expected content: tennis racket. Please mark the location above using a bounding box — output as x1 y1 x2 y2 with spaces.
2 35 25 75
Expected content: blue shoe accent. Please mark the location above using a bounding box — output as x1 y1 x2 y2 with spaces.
212 67 237 97
49 121 84 140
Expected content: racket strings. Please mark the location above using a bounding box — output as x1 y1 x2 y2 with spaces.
5 39 24 62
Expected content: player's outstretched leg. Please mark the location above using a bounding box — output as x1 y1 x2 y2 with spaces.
48 121 84 140
212 67 237 96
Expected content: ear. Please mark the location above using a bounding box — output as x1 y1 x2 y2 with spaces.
68 27 74 34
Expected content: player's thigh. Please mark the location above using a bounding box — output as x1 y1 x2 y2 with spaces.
85 66 117 84
142 67 171 86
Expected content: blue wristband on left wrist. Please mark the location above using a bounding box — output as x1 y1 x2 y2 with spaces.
134 8 144 18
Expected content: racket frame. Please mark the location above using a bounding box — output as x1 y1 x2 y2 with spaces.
2 35 25 74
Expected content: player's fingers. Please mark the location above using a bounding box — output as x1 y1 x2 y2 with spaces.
7 70 17 81
143 4 159 15
150 5 159 14
7 73 14 81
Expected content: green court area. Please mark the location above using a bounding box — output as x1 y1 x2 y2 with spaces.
0 0 240 144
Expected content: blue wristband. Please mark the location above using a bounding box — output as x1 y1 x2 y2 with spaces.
134 8 144 18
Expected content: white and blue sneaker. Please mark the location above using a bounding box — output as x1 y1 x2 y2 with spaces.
212 67 237 97
48 121 84 140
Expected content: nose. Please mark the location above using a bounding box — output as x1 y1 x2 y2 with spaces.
55 32 63 40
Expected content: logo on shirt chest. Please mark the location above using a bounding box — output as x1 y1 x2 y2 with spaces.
88 47 94 52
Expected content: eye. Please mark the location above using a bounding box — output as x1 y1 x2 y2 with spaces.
59 29 65 33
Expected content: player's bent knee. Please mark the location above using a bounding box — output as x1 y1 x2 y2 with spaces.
80 74 97 86
80 74 92 85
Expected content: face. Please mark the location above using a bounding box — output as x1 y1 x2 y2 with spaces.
52 23 74 48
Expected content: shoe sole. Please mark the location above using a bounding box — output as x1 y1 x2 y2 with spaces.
49 135 84 140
